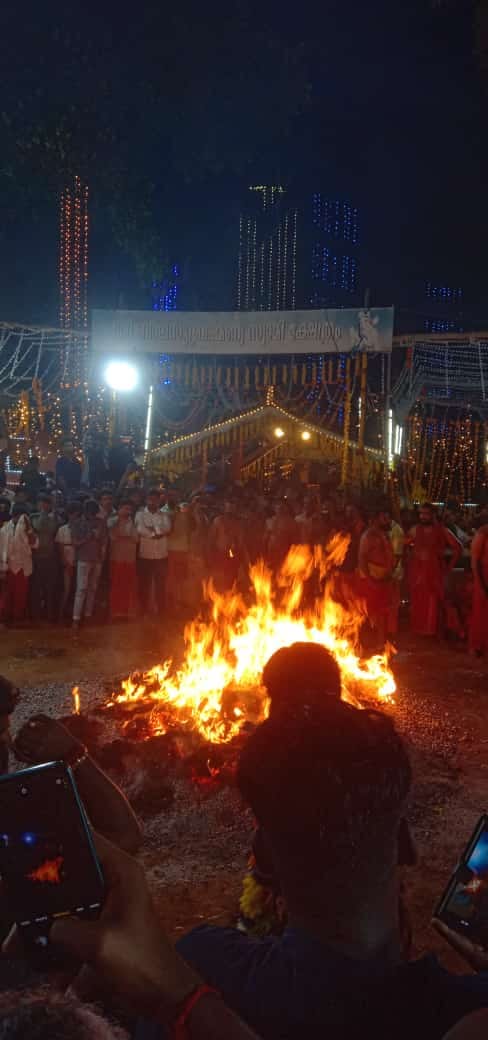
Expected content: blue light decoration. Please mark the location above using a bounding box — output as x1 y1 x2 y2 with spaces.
310 195 360 309
152 264 180 312
312 195 359 245
424 283 464 333
159 352 172 386
310 246 357 300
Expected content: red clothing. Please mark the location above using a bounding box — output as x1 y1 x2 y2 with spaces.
357 528 394 629
388 582 401 636
356 572 392 625
110 560 138 619
408 523 458 636
470 526 488 654
5 569 29 622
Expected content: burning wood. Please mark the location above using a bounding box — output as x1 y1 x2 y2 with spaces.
93 537 396 747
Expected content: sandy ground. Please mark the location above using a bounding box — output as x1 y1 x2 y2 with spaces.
2 617 488 974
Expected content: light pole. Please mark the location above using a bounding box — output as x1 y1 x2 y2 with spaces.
104 360 139 442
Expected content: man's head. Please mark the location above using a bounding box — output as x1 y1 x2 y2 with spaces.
99 491 114 515
0 990 127 1039
419 504 436 526
345 503 360 524
11 503 29 525
84 499 100 519
237 702 412 915
262 642 341 718
371 508 391 532
67 501 82 521
118 499 132 521
128 487 144 510
37 492 51 514
146 488 160 512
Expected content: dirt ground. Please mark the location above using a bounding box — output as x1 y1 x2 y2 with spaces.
2 617 488 973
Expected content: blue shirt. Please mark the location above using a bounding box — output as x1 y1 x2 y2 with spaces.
136 925 488 1040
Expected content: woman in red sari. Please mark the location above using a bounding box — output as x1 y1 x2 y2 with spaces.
470 522 488 655
407 504 461 636
108 500 139 620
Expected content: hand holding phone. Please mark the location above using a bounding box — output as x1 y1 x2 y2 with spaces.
4 833 199 1019
432 918 488 972
435 814 488 947
0 761 104 952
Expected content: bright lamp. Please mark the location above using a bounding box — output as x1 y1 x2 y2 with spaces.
104 360 139 392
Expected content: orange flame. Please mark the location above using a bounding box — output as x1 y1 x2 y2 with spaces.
27 856 64 884
108 537 396 744
72 687 80 715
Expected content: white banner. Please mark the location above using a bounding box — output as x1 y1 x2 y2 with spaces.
92 308 394 356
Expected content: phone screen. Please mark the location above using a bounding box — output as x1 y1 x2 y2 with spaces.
0 762 104 927
439 817 488 939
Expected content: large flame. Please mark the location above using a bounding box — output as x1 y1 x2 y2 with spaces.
104 535 396 744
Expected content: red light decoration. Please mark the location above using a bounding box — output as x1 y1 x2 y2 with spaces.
59 176 89 387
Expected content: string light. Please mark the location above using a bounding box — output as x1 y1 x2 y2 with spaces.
59 175 89 387
237 187 296 312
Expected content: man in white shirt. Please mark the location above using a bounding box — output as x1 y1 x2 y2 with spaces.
55 501 81 620
135 489 172 616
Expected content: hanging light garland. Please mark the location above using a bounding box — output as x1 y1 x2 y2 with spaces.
59 176 89 388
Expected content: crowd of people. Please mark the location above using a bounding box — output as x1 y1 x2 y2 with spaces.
1 645 488 1039
1 438 488 655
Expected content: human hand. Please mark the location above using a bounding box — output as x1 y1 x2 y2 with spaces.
28 834 198 1017
432 919 488 972
14 714 82 765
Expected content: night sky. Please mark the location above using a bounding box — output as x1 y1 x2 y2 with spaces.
0 0 485 327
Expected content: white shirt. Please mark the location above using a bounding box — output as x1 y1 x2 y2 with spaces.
0 517 38 576
135 508 171 560
55 523 75 568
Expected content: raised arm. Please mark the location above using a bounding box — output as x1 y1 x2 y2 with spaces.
46 835 261 1040
443 524 462 570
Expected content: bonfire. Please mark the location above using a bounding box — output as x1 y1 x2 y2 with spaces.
93 534 396 749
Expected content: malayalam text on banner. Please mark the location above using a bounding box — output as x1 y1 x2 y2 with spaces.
92 308 394 357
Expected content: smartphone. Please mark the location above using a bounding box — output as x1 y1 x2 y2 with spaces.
0 761 104 939
436 813 488 942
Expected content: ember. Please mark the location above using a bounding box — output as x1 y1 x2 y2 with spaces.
97 537 396 745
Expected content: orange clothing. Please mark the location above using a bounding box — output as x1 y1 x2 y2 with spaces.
357 528 394 626
470 526 488 654
408 523 460 636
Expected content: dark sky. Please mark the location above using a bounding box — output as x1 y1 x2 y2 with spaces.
1 0 485 326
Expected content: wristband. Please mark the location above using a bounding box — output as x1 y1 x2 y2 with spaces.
172 984 220 1039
